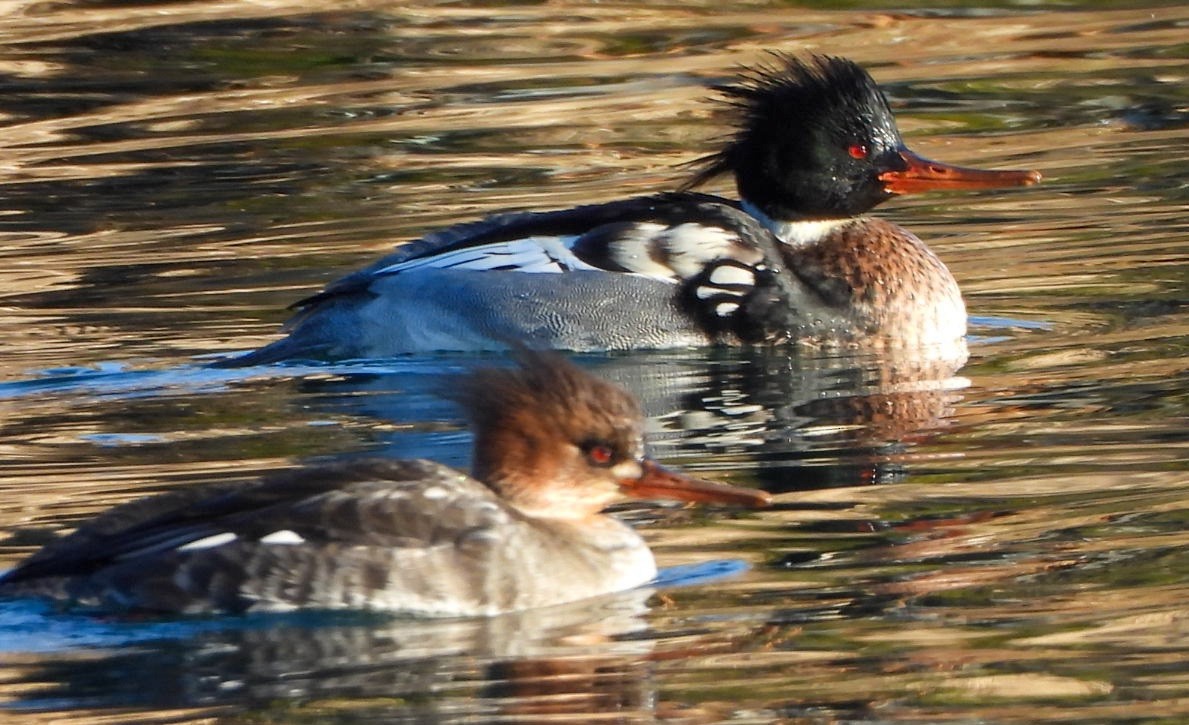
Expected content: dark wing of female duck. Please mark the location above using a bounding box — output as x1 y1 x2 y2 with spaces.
0 460 520 613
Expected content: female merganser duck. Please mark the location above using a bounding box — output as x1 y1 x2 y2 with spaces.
0 351 770 615
228 54 1039 364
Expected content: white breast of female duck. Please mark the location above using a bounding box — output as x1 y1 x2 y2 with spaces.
491 513 658 613
230 493 657 617
347 513 656 617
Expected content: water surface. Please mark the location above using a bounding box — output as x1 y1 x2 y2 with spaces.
0 1 1187 722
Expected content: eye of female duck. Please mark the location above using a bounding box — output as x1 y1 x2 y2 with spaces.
581 440 617 467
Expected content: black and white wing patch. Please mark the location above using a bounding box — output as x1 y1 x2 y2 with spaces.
289 192 785 331
366 220 760 287
371 236 603 275
362 194 771 285
574 221 752 282
691 260 761 320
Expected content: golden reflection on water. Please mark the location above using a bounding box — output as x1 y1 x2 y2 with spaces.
0 1 1186 723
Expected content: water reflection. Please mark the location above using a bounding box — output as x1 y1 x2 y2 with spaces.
5 589 656 718
0 340 970 491
0 341 974 718
1 0 1187 723
287 344 970 494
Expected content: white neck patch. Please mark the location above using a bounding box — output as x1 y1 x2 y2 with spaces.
741 201 854 248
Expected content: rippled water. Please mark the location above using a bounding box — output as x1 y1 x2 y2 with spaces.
0 1 1186 722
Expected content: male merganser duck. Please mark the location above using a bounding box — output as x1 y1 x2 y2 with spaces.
0 350 770 615
227 54 1039 364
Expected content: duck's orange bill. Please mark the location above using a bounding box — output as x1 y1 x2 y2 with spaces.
620 460 772 508
880 148 1041 195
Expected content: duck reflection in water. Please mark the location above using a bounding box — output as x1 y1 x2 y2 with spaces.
295 345 969 497
4 589 662 718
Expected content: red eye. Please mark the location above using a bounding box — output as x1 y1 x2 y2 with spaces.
848 144 869 160
586 444 614 466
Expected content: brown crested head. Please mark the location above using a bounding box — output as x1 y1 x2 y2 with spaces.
443 349 646 516
445 349 772 517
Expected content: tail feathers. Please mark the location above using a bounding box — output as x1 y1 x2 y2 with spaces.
208 337 327 368
209 307 364 368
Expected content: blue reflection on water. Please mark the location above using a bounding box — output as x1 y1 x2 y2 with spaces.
654 559 750 588
0 559 747 655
